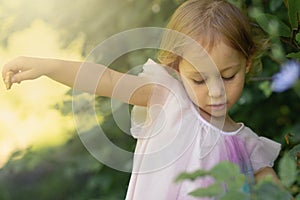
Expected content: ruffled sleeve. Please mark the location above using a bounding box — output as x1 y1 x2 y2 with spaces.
241 127 281 172
130 58 190 139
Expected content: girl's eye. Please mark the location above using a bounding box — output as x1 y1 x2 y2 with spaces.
192 79 205 85
222 75 235 81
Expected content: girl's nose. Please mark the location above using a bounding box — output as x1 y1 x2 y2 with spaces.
207 79 225 98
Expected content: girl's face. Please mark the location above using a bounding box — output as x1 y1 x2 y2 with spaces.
179 41 249 119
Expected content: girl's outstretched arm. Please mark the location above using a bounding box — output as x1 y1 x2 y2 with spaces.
2 56 154 106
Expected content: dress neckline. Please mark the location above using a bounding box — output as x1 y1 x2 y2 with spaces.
189 103 244 135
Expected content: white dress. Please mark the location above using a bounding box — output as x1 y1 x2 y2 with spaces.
125 59 281 200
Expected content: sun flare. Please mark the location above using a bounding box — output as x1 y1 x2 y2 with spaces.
0 19 84 167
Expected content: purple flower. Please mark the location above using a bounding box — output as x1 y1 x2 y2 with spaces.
271 60 300 92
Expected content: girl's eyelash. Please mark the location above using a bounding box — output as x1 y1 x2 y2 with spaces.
192 79 205 85
222 75 235 81
192 75 235 84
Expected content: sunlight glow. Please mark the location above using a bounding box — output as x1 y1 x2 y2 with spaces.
0 19 85 167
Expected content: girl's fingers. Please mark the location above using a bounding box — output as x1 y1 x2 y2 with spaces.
2 57 37 89
3 56 46 90
2 58 24 80
3 70 35 90
4 71 14 90
11 70 35 83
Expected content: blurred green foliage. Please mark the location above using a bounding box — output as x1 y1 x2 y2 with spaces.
176 159 294 199
0 0 299 199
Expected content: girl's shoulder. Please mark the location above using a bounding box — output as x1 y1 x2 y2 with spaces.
131 58 193 138
137 58 190 108
139 58 180 80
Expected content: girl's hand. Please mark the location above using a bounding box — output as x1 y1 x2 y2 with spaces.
2 56 52 90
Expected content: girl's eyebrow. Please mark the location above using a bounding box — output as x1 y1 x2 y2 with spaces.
188 72 206 78
221 63 242 71
188 64 241 77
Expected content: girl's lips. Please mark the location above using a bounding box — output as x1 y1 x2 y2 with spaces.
209 103 226 111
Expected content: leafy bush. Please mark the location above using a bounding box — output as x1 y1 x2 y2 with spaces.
176 149 299 199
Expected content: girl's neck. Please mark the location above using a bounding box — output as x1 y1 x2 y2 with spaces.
198 108 240 132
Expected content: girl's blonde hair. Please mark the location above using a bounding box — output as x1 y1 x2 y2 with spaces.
157 0 259 72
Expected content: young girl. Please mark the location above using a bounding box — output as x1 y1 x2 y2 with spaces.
3 0 282 199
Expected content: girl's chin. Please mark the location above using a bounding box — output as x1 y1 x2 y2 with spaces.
210 110 228 117
198 108 228 121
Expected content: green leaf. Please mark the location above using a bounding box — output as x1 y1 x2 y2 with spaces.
269 0 283 12
209 162 247 193
296 193 300 200
225 174 246 191
255 13 291 37
287 51 300 59
259 81 272 98
226 0 244 9
288 144 300 158
296 33 300 43
278 153 297 187
255 182 292 200
175 169 209 182
287 0 300 30
209 161 241 181
189 183 223 197
220 191 248 200
293 80 300 97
